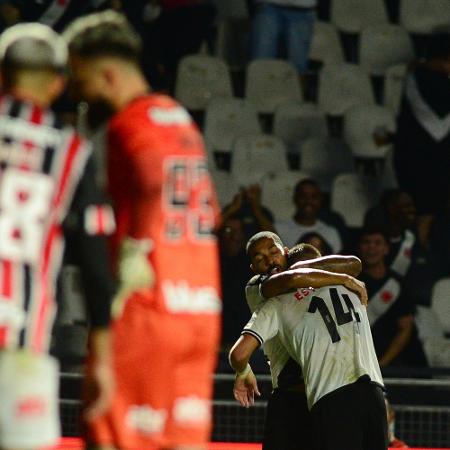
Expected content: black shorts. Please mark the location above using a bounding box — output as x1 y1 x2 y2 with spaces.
311 377 388 450
263 387 314 450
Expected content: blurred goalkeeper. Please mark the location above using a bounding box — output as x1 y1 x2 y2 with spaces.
64 10 222 450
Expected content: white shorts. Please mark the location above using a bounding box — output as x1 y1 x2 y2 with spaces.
0 350 60 449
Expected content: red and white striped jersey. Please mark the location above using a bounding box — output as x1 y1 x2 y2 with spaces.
0 95 114 353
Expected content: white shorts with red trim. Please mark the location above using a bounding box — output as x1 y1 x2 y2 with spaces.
0 350 60 449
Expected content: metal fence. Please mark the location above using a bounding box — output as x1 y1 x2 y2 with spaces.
60 373 450 447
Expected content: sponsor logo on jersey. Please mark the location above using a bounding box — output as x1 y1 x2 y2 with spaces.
0 116 62 147
173 396 210 424
15 396 47 417
163 280 221 313
126 405 167 435
148 106 192 126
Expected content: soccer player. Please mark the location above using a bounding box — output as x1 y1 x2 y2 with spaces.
0 23 115 450
64 11 221 450
230 243 388 450
243 232 366 450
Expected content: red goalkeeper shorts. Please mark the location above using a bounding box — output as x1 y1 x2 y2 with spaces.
86 293 221 449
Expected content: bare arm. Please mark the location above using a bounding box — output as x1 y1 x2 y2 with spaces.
229 334 261 407
378 314 414 368
260 268 368 305
291 255 362 277
229 334 260 373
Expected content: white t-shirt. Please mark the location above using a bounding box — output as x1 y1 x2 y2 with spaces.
245 276 299 389
243 284 384 409
275 218 342 252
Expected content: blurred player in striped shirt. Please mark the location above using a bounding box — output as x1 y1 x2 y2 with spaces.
0 22 115 450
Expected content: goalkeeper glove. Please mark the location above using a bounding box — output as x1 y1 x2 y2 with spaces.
112 237 154 319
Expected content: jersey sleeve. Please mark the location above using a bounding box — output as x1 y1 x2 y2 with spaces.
245 275 267 313
63 155 116 328
242 300 279 345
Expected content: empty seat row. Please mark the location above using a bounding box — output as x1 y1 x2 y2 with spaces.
175 55 409 116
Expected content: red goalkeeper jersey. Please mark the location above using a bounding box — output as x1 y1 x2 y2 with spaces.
107 94 221 315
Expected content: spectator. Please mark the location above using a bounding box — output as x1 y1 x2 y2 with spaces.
275 178 345 253
298 231 332 255
218 217 254 349
364 189 438 307
394 30 450 221
221 184 275 240
250 0 316 76
357 227 428 369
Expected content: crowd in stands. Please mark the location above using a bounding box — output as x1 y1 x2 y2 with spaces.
0 0 449 374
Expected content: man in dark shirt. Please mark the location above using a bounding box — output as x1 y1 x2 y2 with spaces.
358 227 427 368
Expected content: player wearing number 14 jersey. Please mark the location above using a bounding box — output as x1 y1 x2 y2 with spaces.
231 244 388 450
65 11 221 450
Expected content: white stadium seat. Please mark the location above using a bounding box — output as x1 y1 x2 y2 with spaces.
209 168 239 208
430 278 450 334
273 102 328 152
231 134 289 187
262 171 311 221
174 55 233 111
204 97 261 153
400 0 450 34
330 173 379 227
343 104 396 159
383 64 408 116
318 63 375 116
359 24 415 76
246 59 303 114
299 137 354 191
330 0 388 33
309 21 345 65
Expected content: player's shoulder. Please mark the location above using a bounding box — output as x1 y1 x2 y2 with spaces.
246 274 268 287
110 94 192 132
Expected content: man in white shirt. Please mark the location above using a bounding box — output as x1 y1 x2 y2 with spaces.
275 178 344 252
230 243 388 450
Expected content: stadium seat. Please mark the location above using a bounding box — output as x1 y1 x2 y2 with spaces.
330 173 379 227
209 168 239 208
400 0 450 34
174 55 233 111
330 0 389 33
383 63 408 116
318 63 375 116
273 102 328 153
343 104 396 159
309 21 345 66
230 134 289 187
204 97 261 153
245 59 303 114
261 171 311 221
359 24 415 76
299 137 354 191
430 278 450 334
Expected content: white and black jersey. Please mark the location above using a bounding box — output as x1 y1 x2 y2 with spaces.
0 95 115 353
245 275 303 390
243 284 384 409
